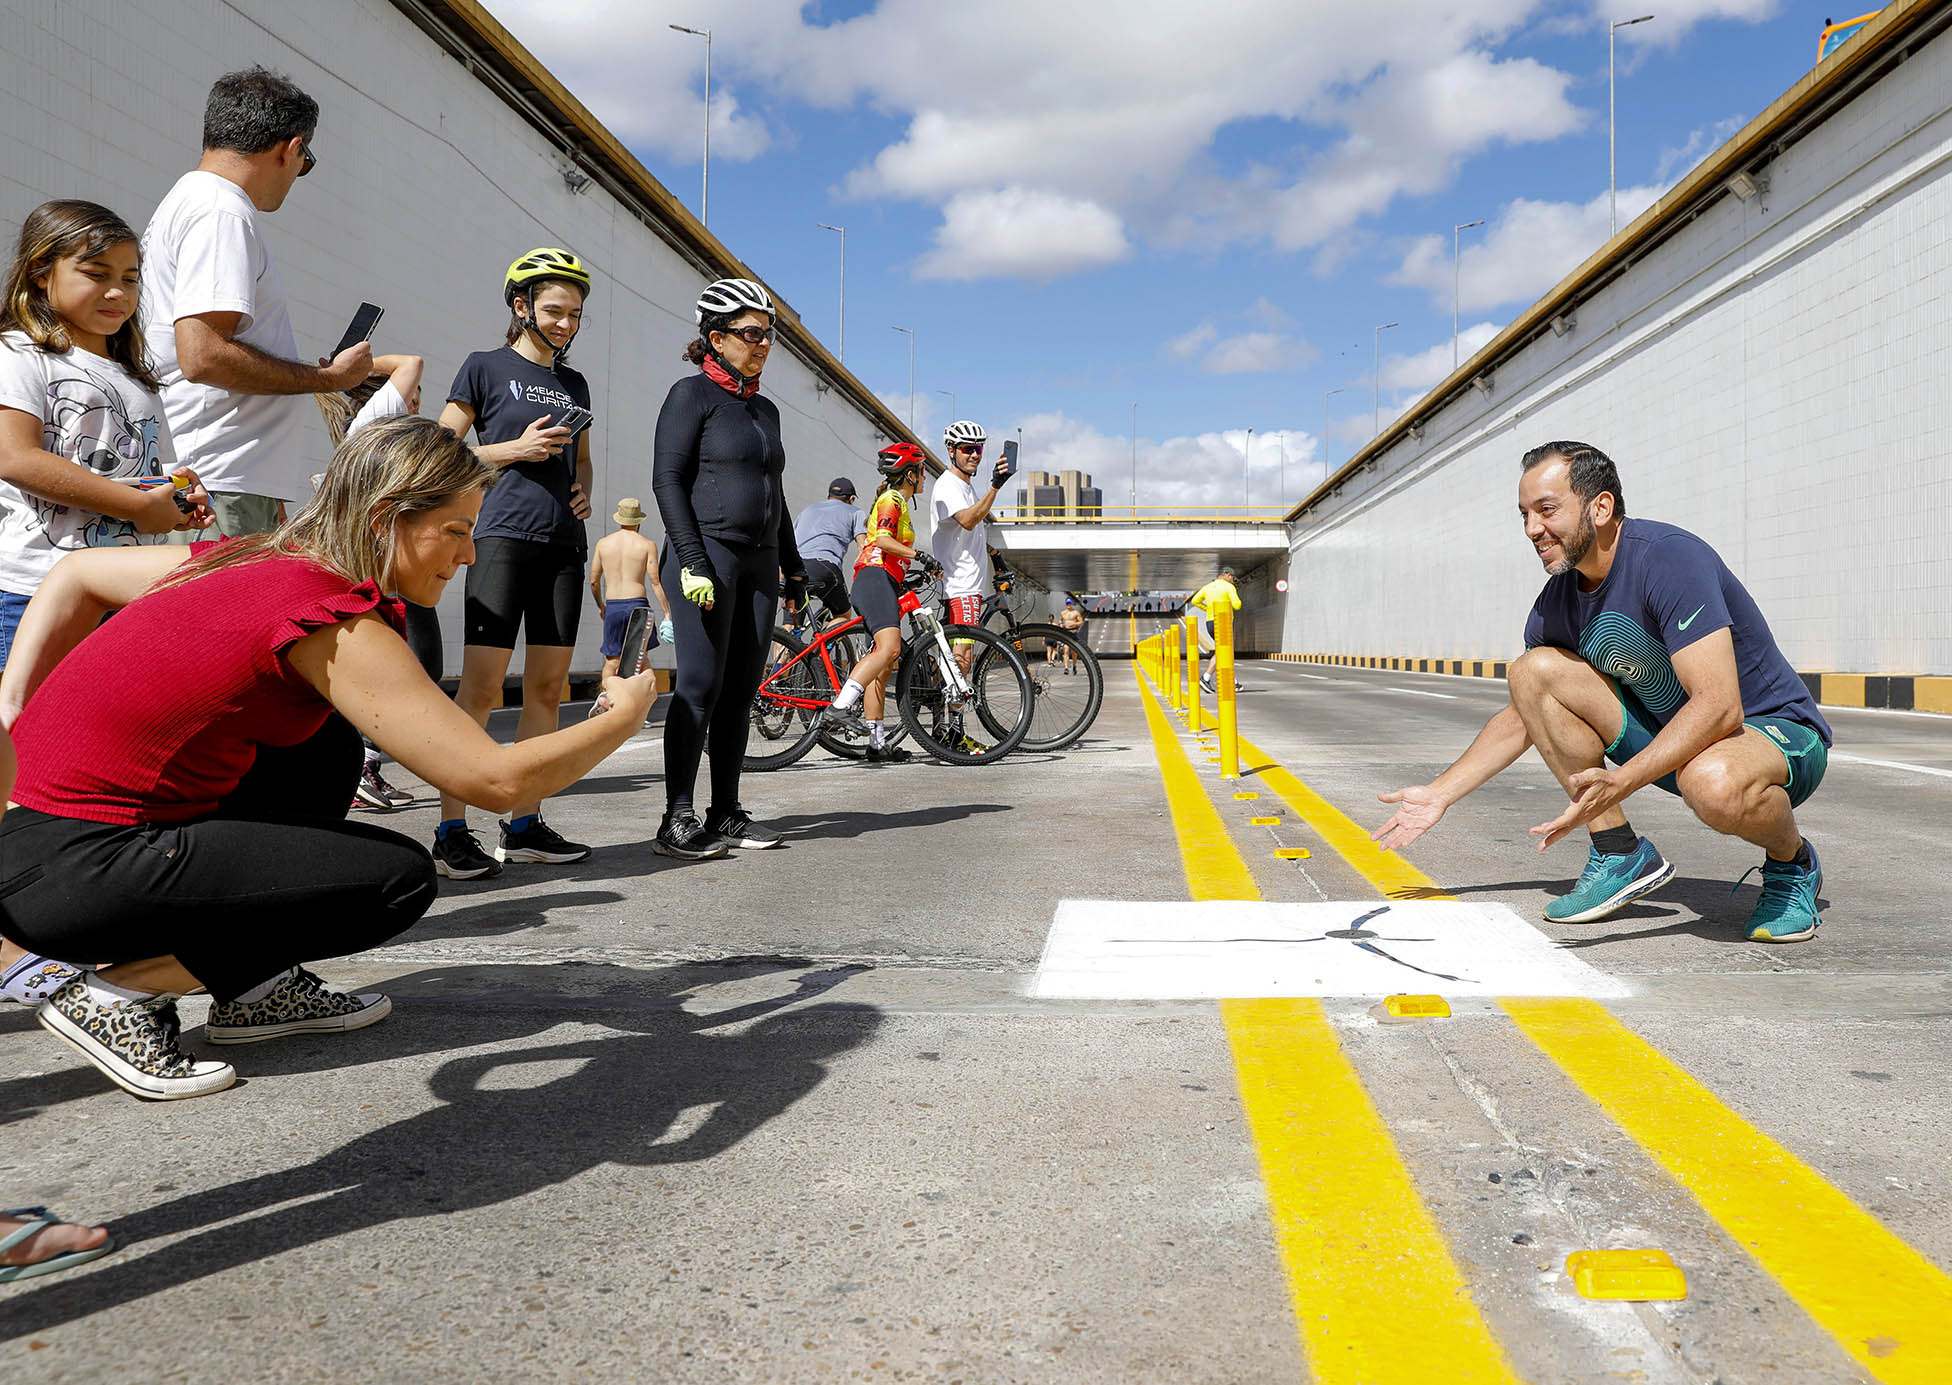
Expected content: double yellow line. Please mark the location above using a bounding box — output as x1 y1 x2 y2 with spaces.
1136 666 1952 1382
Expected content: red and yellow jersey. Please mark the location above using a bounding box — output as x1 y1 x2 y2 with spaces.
855 489 914 580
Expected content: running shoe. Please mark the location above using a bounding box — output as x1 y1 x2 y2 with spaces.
37 978 236 1101
433 826 503 880
1737 841 1823 943
1 953 80 1008
1543 836 1674 923
653 813 730 861
205 967 391 1044
497 816 592 864
815 705 869 737
355 761 414 809
865 743 913 765
705 806 783 850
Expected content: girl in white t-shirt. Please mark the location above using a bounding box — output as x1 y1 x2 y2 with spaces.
0 200 212 662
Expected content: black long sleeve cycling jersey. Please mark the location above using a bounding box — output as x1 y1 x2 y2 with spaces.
652 372 803 584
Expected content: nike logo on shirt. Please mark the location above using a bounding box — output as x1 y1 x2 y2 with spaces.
1678 604 1706 631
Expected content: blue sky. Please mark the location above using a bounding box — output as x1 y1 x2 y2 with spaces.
483 0 1845 509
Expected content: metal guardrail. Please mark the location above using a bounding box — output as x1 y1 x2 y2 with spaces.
991 506 1291 525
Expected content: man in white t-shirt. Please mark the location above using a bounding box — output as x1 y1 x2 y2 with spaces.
143 66 373 538
929 420 1015 674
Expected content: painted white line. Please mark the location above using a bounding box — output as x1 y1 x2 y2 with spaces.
1031 899 1631 999
1295 673 1334 681
1385 686 1457 700
1829 751 1952 780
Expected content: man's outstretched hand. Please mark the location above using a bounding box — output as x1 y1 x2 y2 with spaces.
1530 765 1632 849
1372 784 1447 851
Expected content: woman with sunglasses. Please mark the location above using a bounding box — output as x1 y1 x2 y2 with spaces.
651 278 807 859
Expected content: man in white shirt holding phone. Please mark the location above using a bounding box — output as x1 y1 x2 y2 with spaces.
930 420 1015 675
143 66 374 538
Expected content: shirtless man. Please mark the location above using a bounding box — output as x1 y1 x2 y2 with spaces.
1056 597 1086 674
588 497 673 682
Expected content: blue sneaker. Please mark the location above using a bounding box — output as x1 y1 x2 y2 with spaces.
1545 836 1675 923
1736 841 1822 943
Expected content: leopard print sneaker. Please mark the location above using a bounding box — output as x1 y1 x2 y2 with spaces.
204 967 391 1045
37 977 237 1101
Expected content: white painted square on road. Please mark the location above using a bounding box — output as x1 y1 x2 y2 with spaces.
1031 900 1631 999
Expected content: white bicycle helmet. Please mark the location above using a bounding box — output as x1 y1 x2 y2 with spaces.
695 277 775 325
944 419 987 448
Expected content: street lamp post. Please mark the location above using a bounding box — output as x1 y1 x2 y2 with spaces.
1453 220 1484 370
816 222 844 360
669 25 711 225
891 326 915 430
1323 387 1345 461
938 389 956 423
1242 428 1254 509
1373 322 1398 436
1130 403 1137 513
1610 15 1655 235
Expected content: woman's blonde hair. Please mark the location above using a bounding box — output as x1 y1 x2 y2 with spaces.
161 416 493 593
0 200 159 390
313 376 386 446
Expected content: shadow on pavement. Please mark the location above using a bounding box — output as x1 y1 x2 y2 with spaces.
1385 874 1828 945
0 959 878 1335
735 803 1010 843
396 888 630 941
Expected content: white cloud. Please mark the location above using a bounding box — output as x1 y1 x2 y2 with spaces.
914 188 1130 282
1656 115 1749 184
1201 332 1318 376
1010 412 1321 511
1390 183 1662 313
1382 322 1502 391
1164 323 1218 360
1596 0 1781 46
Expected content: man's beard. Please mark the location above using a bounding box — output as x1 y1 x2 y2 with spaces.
1546 503 1595 576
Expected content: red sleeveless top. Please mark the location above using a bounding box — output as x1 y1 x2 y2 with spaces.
9 552 405 825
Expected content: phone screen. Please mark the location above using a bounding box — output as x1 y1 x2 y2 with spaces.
1001 439 1019 468
331 303 384 359
618 607 653 676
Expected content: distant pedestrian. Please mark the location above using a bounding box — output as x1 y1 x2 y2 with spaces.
1190 566 1240 693
1056 597 1086 674
588 496 672 685
793 476 866 623
142 66 372 537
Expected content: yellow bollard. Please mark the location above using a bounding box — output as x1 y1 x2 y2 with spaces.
1217 604 1239 779
1184 615 1206 732
1165 628 1180 708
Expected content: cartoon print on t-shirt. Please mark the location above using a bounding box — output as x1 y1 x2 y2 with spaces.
36 361 165 547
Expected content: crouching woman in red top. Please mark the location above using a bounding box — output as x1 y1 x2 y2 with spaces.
0 416 655 1101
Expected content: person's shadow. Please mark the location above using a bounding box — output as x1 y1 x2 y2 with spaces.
0 960 878 1334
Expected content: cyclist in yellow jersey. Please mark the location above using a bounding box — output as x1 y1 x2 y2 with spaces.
1189 566 1240 693
819 444 941 763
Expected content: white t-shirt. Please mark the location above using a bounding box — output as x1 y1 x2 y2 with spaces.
347 381 408 438
929 469 988 598
0 332 176 594
141 170 309 502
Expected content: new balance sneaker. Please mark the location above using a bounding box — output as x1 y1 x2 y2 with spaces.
652 812 729 860
1 953 80 1008
1738 841 1823 943
497 816 591 864
1544 836 1675 923
205 967 391 1044
704 806 783 850
354 761 414 809
37 978 235 1101
865 743 913 765
433 826 502 880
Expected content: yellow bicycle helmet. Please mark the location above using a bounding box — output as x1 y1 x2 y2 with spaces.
504 247 592 305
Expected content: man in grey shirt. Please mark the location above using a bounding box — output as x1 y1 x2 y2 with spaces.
792 477 867 620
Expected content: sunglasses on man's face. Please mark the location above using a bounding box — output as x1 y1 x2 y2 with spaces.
953 443 984 455
298 139 316 177
718 325 775 345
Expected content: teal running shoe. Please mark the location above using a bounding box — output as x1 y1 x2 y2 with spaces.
1545 836 1675 923
1737 841 1822 943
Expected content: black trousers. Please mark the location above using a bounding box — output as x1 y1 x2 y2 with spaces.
0 716 437 1002
660 535 778 818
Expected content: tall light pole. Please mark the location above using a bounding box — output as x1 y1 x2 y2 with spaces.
1277 431 1286 505
938 389 956 422
1453 220 1484 369
1242 428 1254 509
816 222 844 360
1373 322 1398 436
1324 387 1345 456
1610 15 1655 235
669 25 711 226
1129 403 1138 513
891 325 915 430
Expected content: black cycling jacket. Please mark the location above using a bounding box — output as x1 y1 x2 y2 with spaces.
652 372 805 583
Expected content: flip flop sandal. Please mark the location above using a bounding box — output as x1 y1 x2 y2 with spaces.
0 1207 115 1283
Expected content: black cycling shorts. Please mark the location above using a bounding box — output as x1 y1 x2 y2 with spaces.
804 558 850 616
849 566 903 636
465 536 584 650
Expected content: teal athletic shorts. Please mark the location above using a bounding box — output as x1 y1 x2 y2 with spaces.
1604 684 1827 808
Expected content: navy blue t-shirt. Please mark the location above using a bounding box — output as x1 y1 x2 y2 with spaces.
1523 518 1830 745
448 347 590 551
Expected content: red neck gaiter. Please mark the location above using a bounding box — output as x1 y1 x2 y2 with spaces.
701 353 760 399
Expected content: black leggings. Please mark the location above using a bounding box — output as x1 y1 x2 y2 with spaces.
404 600 443 681
660 536 778 819
0 716 437 1002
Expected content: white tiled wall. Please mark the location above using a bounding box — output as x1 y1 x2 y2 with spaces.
0 0 891 673
1282 23 1952 674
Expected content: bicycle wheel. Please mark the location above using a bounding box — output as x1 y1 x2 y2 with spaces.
897 624 1033 765
744 628 828 770
811 624 911 759
998 623 1104 752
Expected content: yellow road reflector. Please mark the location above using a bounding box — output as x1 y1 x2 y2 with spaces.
1234 791 1259 800
1249 815 1281 826
1566 1249 1687 1301
1274 847 1312 860
1383 994 1450 1019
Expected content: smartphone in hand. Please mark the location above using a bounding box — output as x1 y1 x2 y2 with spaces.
617 606 653 676
331 303 385 360
554 404 595 438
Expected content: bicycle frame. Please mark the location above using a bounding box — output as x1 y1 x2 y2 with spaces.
758 579 969 711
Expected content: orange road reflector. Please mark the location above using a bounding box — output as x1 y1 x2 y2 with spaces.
1566 1249 1688 1301
1383 994 1451 1020
1273 847 1312 860
1248 816 1281 826
1233 791 1260 800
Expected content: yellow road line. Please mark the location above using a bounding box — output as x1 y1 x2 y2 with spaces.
1233 722 1952 1379
1506 998 1952 1383
1134 664 1522 1384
